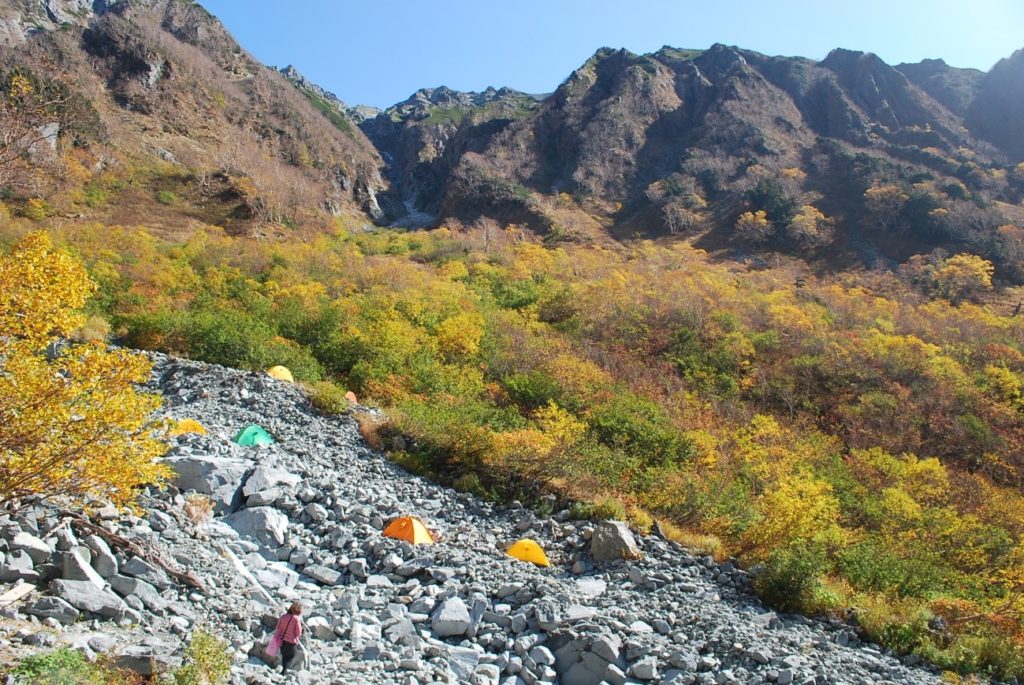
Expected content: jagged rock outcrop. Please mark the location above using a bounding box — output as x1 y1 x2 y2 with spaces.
1 0 1023 264
360 86 541 225
0 353 946 684
432 43 1007 237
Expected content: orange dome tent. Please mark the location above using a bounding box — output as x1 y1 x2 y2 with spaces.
507 539 550 567
266 366 294 382
383 516 434 545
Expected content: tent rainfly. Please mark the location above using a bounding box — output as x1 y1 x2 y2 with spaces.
382 516 434 545
506 538 550 567
266 366 294 382
234 425 274 447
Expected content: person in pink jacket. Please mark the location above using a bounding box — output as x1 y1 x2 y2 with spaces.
274 602 303 672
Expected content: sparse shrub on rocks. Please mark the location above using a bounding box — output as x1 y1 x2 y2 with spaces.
183 493 214 525
171 629 232 685
571 496 627 522
10 648 145 685
657 520 726 559
170 418 207 436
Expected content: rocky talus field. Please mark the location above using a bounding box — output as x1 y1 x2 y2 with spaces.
0 354 947 685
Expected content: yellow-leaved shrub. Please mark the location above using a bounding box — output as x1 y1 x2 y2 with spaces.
0 232 168 507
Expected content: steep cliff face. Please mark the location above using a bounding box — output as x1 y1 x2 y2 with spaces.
0 0 387 227
967 48 1024 162
359 86 540 225
896 58 984 117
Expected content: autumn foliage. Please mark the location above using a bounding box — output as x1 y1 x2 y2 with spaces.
4 216 1024 676
0 232 168 507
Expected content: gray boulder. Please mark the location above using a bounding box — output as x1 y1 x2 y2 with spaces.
114 645 182 676
121 556 171 590
242 465 301 497
165 454 250 514
590 520 641 562
0 550 38 582
83 534 118 578
50 579 133 620
432 596 471 638
62 547 104 589
302 564 342 586
25 596 80 624
223 507 289 550
446 645 480 680
110 575 169 613
10 531 51 564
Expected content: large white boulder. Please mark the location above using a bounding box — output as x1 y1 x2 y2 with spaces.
222 507 288 550
165 454 250 514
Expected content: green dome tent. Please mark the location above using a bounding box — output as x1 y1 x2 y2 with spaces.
234 425 274 447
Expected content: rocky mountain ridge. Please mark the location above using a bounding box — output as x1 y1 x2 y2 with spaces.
1 0 1023 265
0 353 948 684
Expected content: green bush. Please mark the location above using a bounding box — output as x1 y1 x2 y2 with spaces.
12 648 91 683
256 336 324 382
155 190 178 205
505 370 562 409
754 544 829 612
392 396 524 474
308 380 350 414
492 277 541 309
172 629 232 685
21 198 53 221
748 177 797 225
589 392 692 466
839 538 949 598
83 183 110 208
181 307 273 368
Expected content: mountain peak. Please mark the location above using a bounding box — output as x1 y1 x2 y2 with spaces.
280 64 347 108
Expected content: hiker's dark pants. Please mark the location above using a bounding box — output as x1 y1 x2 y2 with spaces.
281 641 297 671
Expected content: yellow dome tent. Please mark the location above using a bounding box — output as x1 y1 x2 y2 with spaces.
383 516 434 545
267 366 294 382
507 539 550 567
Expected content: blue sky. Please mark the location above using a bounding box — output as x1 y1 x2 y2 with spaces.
199 0 1024 109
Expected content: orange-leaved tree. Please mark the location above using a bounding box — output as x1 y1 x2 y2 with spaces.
0 231 169 507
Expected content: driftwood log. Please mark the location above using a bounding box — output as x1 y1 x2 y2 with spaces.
59 510 207 593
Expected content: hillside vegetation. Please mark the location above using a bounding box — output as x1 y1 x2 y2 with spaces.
2 206 1024 677
2 1 1024 679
